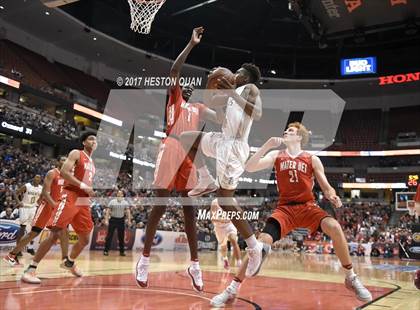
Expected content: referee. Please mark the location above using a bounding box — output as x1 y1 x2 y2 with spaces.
104 190 131 256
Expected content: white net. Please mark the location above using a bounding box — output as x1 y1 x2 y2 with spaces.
127 0 166 34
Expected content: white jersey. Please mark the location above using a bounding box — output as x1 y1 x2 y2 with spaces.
222 85 253 142
21 183 42 208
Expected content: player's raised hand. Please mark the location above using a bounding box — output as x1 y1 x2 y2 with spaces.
266 137 284 149
217 77 235 90
190 26 204 46
329 195 342 208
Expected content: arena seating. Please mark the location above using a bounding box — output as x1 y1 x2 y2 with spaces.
0 39 109 104
328 109 382 150
0 40 50 90
389 106 420 139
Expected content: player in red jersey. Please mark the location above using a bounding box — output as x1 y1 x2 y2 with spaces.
136 27 221 292
211 122 372 307
20 132 96 284
3 157 69 268
415 183 420 219
414 184 420 289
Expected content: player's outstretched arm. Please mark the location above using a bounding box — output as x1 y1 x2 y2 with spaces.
169 26 204 91
312 155 342 208
245 137 283 172
41 170 57 207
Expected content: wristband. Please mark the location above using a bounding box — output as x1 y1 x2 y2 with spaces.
80 182 89 190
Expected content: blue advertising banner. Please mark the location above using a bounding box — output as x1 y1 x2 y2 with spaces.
341 57 377 76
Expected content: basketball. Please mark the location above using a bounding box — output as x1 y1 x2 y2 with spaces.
206 67 236 89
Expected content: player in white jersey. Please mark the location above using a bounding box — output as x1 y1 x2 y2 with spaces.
180 63 269 278
13 175 42 256
211 199 242 269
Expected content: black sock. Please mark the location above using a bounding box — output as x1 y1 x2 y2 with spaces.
64 258 74 267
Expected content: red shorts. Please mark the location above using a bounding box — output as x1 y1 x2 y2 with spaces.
153 137 197 192
415 186 420 202
269 201 331 238
31 200 55 229
47 189 93 234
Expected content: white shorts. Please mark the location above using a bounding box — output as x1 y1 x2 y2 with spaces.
18 207 37 226
201 132 249 190
214 223 238 246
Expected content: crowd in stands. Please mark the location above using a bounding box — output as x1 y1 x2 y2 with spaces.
305 202 417 257
0 145 54 212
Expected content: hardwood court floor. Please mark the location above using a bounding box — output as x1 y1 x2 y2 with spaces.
1 250 419 309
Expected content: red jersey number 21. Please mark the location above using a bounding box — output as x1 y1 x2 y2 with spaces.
289 170 299 183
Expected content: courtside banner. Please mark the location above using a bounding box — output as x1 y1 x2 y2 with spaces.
0 219 20 248
304 241 398 256
304 241 334 254
89 226 135 251
133 230 192 251
402 224 420 260
35 228 82 251
198 232 217 251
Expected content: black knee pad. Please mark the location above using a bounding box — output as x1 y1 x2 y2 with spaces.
262 218 281 243
31 226 42 233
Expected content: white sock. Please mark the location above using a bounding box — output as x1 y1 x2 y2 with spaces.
344 267 356 278
245 235 258 248
140 255 150 265
228 279 241 292
198 166 211 180
223 256 228 261
30 260 38 267
191 261 200 269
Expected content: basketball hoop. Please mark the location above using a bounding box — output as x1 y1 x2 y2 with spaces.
127 0 166 34
407 200 416 216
